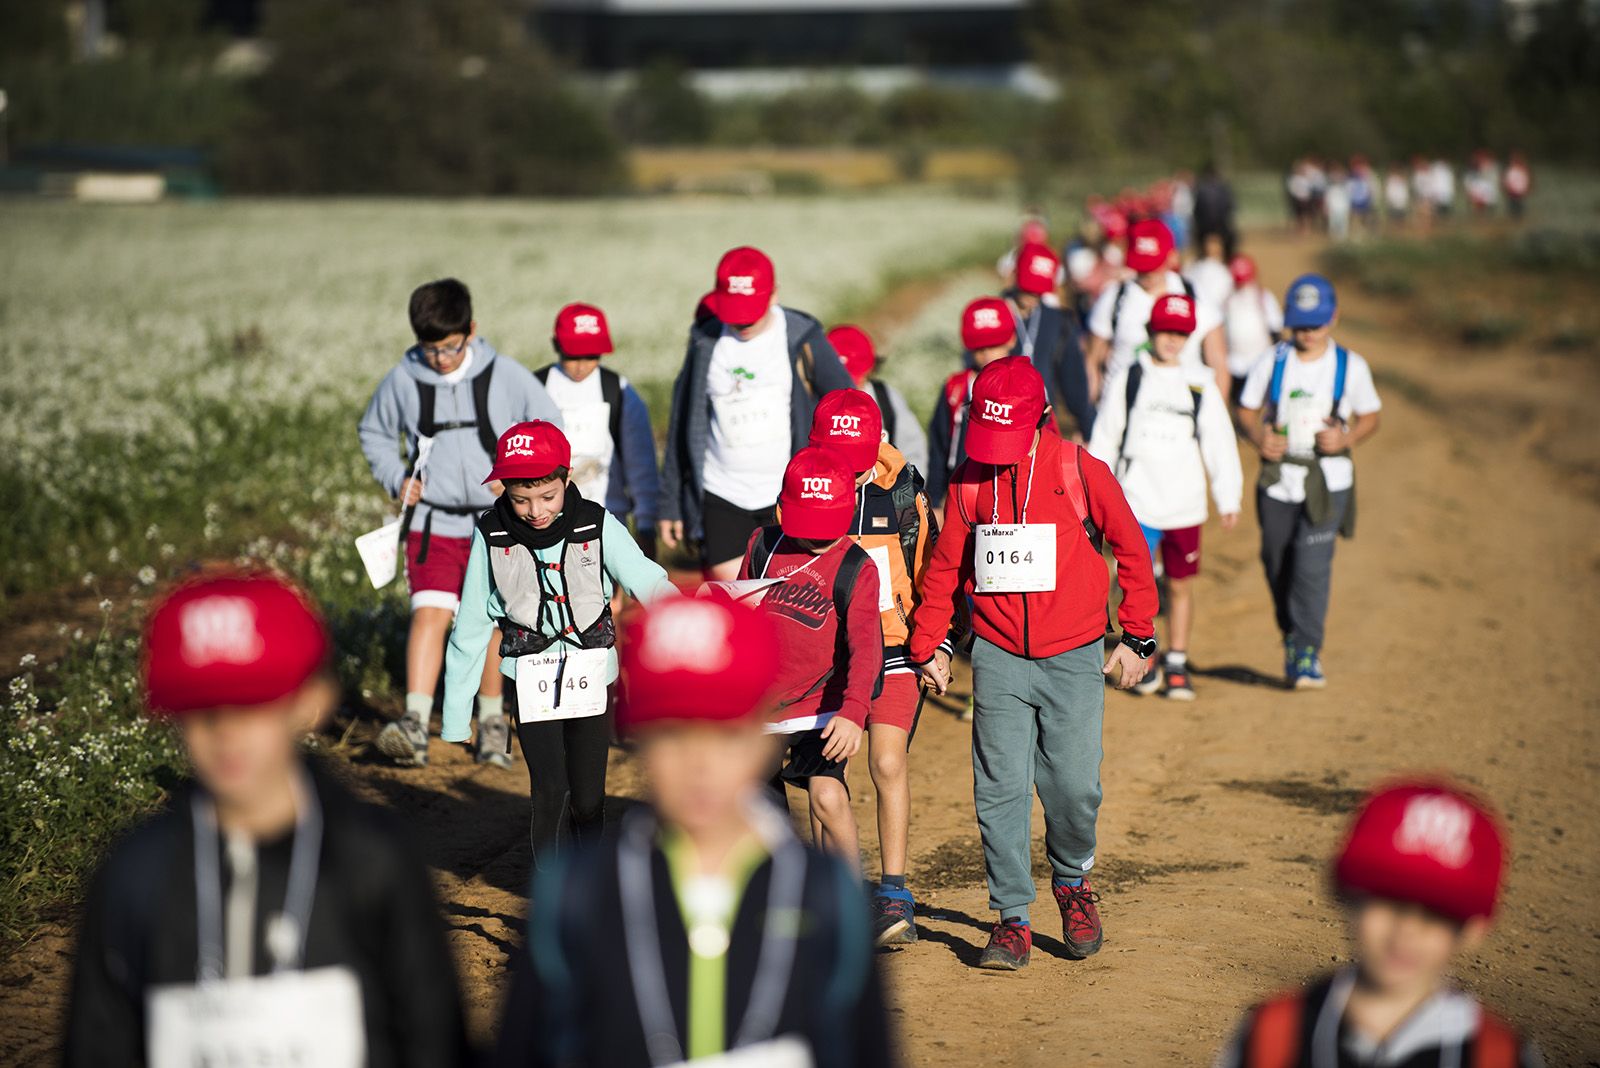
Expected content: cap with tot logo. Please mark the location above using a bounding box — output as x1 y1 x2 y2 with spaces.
1015 242 1061 295
777 446 855 540
484 420 570 485
1148 293 1197 335
617 597 780 731
1283 272 1338 329
809 389 883 473
1125 218 1176 274
1334 782 1505 923
553 302 613 357
965 356 1047 466
709 246 775 325
827 324 877 385
961 297 1016 352
143 572 329 716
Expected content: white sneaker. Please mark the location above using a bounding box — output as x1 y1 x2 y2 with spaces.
376 712 429 767
475 714 513 768
1132 662 1165 697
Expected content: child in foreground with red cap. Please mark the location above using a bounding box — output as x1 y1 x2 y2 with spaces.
443 420 676 866
1006 242 1096 443
1216 782 1542 1067
535 302 661 558
827 323 929 475
1089 293 1242 701
910 356 1159 971
809 390 954 947
926 297 1019 509
737 446 882 871
65 571 470 1067
493 597 895 1067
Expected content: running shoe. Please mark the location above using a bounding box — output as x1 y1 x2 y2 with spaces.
978 920 1031 970
872 887 918 947
1295 647 1326 690
475 713 512 768
1132 660 1164 697
1283 638 1299 689
376 711 429 767
1163 658 1195 701
1053 880 1104 959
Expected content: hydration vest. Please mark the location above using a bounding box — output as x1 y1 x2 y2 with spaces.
477 497 614 658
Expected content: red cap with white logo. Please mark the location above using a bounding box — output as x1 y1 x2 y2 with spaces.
1229 254 1257 288
709 246 775 325
1334 782 1506 922
964 356 1047 466
484 420 571 485
553 302 613 357
1126 218 1176 274
1015 242 1060 295
143 571 329 716
617 597 780 731
809 388 883 473
827 324 876 385
777 446 855 540
961 297 1016 352
1147 293 1197 335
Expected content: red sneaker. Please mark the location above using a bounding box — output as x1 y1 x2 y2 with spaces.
977 921 1031 971
1053 880 1104 959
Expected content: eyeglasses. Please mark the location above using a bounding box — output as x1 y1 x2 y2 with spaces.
419 336 469 359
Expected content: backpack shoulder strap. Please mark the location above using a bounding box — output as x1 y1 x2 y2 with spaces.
1245 992 1305 1068
415 380 438 438
1181 276 1196 299
953 463 981 528
471 358 498 455
750 525 782 579
1109 280 1130 337
890 465 925 575
833 542 870 621
1266 342 1292 418
1330 344 1349 418
1058 442 1103 551
1119 360 1144 459
600 367 626 464
1473 1010 1520 1068
534 365 552 386
870 379 897 443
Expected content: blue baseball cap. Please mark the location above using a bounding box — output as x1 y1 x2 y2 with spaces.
1283 273 1337 329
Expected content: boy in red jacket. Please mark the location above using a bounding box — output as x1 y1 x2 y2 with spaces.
911 356 1158 971
739 447 882 870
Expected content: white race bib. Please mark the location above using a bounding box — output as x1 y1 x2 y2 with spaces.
147 966 365 1068
515 646 610 721
864 544 896 613
353 519 401 589
663 1035 815 1068
1282 393 1327 459
974 524 1056 593
562 401 615 502
712 387 790 450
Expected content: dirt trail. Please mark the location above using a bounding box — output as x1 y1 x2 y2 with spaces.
4 229 1598 1065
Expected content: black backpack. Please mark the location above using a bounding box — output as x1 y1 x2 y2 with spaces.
535 365 627 468
869 379 897 445
1119 357 1204 460
1109 277 1196 339
415 359 498 455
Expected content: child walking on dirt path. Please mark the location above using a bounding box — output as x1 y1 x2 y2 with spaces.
1224 255 1284 404
828 323 929 474
359 278 563 770
737 447 880 872
1006 242 1096 442
926 297 1018 508
492 597 896 1068
659 246 853 581
1216 781 1543 1067
442 421 676 867
809 389 952 947
1089 294 1242 701
65 572 471 1068
1237 274 1382 690
910 357 1158 971
534 302 661 559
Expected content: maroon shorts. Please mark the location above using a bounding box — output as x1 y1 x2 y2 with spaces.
1148 524 1203 580
867 672 921 732
405 531 472 609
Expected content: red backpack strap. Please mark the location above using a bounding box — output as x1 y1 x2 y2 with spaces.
954 463 981 528
1473 1010 1520 1068
1246 993 1305 1068
1056 441 1103 551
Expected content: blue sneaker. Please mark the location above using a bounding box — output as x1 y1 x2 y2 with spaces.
872 886 918 947
1294 647 1326 690
1284 639 1299 689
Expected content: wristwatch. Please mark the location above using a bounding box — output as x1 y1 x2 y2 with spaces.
1119 632 1158 660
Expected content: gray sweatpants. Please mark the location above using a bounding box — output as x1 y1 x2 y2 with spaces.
971 636 1104 917
1256 488 1351 651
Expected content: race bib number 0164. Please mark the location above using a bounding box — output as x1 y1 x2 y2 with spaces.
973 524 1056 594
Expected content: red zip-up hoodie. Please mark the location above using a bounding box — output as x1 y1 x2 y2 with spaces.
909 429 1157 662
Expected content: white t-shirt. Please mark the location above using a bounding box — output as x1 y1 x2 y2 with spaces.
702 307 794 510
1089 273 1221 380
1183 258 1234 321
1224 287 1283 377
1238 342 1383 505
542 364 625 506
1088 353 1242 530
1385 173 1410 211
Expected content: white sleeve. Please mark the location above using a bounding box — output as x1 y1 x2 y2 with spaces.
1198 382 1244 516
1087 367 1129 468
1264 291 1284 333
1237 352 1275 410
1087 286 1118 341
1345 354 1383 415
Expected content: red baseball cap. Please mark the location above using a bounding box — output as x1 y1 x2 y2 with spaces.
1015 242 1060 295
709 246 775 325
617 597 780 732
965 356 1047 465
777 446 855 540
1229 254 1257 288
961 297 1016 352
809 388 883 473
1334 782 1506 923
553 302 613 357
1126 219 1175 274
827 324 877 385
1019 218 1049 246
484 420 570 485
694 290 718 324
1102 210 1129 242
1148 293 1197 335
144 571 329 716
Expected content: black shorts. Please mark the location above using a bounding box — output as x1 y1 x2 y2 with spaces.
775 727 848 788
701 492 776 568
1230 374 1248 408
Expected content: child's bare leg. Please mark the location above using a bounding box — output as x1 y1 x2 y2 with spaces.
807 776 859 874
406 607 454 699
480 631 504 700
1167 576 1195 654
868 724 911 878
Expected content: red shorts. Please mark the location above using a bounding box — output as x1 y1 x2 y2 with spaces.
1146 524 1202 580
867 672 921 732
405 531 472 610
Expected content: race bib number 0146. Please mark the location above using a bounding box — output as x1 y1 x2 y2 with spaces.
973 524 1056 594
515 647 610 722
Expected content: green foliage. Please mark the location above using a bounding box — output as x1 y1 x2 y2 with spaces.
614 61 713 145
0 54 247 149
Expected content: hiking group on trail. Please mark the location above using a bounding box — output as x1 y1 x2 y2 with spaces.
61 209 1546 1067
